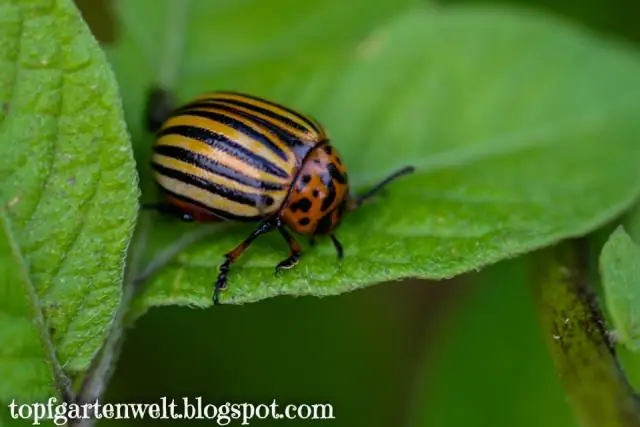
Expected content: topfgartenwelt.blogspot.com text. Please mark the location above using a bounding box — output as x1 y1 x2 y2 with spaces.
7 397 336 425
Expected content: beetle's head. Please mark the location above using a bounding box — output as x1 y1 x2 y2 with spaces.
281 142 351 236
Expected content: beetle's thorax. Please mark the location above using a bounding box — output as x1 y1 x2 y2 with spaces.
280 142 350 235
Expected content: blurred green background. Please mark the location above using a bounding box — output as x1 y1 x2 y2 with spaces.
74 0 640 426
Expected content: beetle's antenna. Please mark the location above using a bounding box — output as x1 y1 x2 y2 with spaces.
349 166 415 210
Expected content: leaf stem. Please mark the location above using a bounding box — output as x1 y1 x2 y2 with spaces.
157 0 190 90
532 239 640 427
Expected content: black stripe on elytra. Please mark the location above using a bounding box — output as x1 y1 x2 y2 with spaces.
212 99 310 134
159 188 262 222
183 108 290 162
152 163 261 208
211 92 324 136
158 125 289 179
154 145 286 192
192 102 309 153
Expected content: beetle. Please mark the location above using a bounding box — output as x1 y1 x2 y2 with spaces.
144 87 414 305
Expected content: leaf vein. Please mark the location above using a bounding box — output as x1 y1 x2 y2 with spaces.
0 210 72 401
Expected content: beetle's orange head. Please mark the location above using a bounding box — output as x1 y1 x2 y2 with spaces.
280 142 351 235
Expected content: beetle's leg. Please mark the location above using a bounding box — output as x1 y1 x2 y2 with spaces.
141 202 195 222
214 219 277 305
275 226 302 275
330 234 344 260
349 165 416 210
145 86 176 133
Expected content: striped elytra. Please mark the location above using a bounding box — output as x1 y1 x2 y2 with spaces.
151 91 326 222
145 87 415 305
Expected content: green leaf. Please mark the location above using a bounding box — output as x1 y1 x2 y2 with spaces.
108 3 640 312
409 261 577 427
600 226 640 351
0 0 138 381
614 207 640 390
0 210 58 410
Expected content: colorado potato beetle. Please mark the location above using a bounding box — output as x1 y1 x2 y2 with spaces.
144 87 414 305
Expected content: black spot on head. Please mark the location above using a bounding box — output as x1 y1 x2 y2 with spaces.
323 145 333 155
327 163 347 185
336 157 342 165
263 195 275 207
312 189 320 198
298 217 310 226
289 198 312 213
301 174 311 184
313 159 322 165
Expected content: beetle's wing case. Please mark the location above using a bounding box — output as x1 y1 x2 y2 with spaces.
194 92 326 160
151 92 324 221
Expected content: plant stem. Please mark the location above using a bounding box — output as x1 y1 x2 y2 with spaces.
532 239 640 427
